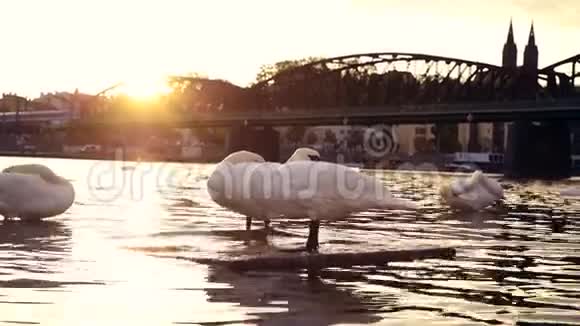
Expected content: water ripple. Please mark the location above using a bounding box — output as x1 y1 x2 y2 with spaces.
0 158 579 325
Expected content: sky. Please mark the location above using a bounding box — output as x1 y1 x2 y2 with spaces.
0 0 578 98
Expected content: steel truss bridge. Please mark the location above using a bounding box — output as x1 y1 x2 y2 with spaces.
252 52 580 106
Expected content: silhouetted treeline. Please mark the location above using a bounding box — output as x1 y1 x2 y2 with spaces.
261 66 574 110
168 77 263 113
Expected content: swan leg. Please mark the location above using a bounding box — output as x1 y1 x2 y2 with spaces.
245 216 252 231
263 219 272 235
306 220 320 253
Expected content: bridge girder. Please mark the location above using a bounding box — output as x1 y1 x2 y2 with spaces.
539 54 580 89
254 52 508 88
252 52 526 109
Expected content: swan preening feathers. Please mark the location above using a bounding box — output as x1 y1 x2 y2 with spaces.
439 170 504 211
207 148 418 252
0 164 75 222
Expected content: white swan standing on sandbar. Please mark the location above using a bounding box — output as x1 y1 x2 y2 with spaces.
0 164 75 222
207 148 419 252
252 147 321 230
207 150 267 231
439 170 504 211
209 148 322 232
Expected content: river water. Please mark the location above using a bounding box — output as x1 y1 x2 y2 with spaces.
0 157 579 325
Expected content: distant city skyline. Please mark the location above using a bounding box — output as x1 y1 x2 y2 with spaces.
0 0 578 98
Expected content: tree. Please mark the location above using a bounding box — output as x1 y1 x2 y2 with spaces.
254 57 324 84
167 76 250 112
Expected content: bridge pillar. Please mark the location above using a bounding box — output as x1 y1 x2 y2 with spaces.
226 126 280 162
504 120 571 179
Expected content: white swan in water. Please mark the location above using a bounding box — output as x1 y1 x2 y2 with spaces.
207 148 418 252
560 186 580 197
0 164 75 222
212 148 322 231
439 170 504 211
207 150 267 231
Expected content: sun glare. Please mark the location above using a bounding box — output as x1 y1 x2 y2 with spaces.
117 76 172 100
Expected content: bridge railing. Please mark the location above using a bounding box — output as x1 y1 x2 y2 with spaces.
55 99 580 129
177 98 580 119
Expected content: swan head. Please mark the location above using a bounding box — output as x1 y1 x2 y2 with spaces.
287 147 321 162
221 151 265 165
3 164 68 185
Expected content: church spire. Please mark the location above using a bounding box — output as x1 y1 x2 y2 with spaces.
527 21 536 46
502 19 517 68
523 21 538 72
507 19 515 43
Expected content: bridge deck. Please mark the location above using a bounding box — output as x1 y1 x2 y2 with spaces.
182 101 580 127
1 100 579 129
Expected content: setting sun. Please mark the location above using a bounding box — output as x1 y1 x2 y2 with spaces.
115 76 173 100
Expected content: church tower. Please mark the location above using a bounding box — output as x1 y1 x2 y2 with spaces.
494 20 519 153
523 22 538 72
502 20 517 68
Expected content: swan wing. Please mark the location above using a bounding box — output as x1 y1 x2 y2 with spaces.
0 173 66 218
207 162 283 217
460 172 503 204
454 186 500 211
279 161 416 217
450 172 479 194
208 161 417 219
477 174 504 198
456 190 481 202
